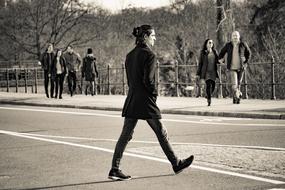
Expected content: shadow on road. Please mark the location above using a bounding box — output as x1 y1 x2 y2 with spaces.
3 173 173 190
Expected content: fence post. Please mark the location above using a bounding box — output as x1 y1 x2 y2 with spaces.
15 69 18 93
6 69 9 92
34 68 38 94
243 68 248 99
175 60 179 97
24 69 27 93
156 61 160 96
271 56 276 100
122 63 125 95
107 64 110 95
218 64 223 98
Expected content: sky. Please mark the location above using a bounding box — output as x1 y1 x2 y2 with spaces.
81 0 172 12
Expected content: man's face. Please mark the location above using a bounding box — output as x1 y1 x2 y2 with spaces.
232 31 240 44
145 29 156 47
67 46 73 53
47 44 53 52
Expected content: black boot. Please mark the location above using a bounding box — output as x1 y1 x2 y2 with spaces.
207 99 211 106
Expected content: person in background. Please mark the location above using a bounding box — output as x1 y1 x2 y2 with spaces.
108 25 194 181
82 48 98 96
64 45 81 97
52 49 66 99
196 39 219 106
40 43 55 98
218 31 251 104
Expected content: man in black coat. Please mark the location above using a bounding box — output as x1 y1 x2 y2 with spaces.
108 25 194 181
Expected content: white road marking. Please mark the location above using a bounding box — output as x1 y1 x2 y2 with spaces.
1 106 285 127
0 130 284 185
22 133 285 151
0 106 121 118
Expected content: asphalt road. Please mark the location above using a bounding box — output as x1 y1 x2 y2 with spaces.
0 105 285 190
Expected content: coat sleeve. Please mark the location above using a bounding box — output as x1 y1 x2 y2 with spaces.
40 53 45 69
94 58 99 77
82 58 86 77
143 53 158 96
218 43 228 59
196 51 203 76
243 42 251 64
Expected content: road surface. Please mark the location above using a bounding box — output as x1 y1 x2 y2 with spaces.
0 105 284 190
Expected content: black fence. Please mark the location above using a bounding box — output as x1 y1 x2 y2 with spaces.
0 59 284 99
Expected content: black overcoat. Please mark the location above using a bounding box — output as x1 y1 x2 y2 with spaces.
196 49 219 80
122 43 161 119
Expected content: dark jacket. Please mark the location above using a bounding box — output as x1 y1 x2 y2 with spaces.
40 51 55 73
51 56 66 76
218 41 251 70
82 55 98 81
64 52 81 72
122 43 161 119
197 49 219 80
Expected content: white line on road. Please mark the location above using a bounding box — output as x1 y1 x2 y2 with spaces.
22 132 285 151
0 129 284 185
1 106 285 126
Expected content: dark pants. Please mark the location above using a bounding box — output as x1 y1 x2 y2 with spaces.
67 71 77 96
206 79 215 100
44 70 55 97
111 118 178 169
55 73 65 98
85 80 96 95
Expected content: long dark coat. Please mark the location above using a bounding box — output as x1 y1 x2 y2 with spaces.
196 49 219 80
82 55 98 81
40 51 55 73
122 43 161 119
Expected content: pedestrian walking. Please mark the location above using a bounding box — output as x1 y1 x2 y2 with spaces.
218 31 251 104
82 48 98 96
52 49 66 99
108 25 194 181
40 43 55 98
64 45 81 97
196 39 219 106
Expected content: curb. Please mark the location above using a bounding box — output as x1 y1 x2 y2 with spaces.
0 100 283 120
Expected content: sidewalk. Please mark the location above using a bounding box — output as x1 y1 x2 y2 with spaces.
0 92 285 119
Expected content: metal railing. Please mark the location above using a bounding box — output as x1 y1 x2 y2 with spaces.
0 59 284 99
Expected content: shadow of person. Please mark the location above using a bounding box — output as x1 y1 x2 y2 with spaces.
13 173 174 190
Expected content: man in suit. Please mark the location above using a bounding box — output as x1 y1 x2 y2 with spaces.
108 25 194 181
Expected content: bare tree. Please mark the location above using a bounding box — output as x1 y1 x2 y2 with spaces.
0 0 91 60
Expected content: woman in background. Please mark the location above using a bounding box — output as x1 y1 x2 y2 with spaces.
52 49 66 99
196 39 219 106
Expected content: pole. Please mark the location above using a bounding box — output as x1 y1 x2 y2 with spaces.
271 56 276 100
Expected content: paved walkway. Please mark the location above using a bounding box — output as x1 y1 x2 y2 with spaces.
0 92 285 119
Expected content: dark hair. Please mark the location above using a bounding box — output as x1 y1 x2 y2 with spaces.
202 39 215 52
87 48 93 54
132 25 154 45
55 49 62 57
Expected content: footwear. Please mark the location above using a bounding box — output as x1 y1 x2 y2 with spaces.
108 169 131 181
173 155 194 174
236 98 240 104
207 99 211 106
59 96 62 99
46 93 49 98
233 97 237 104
